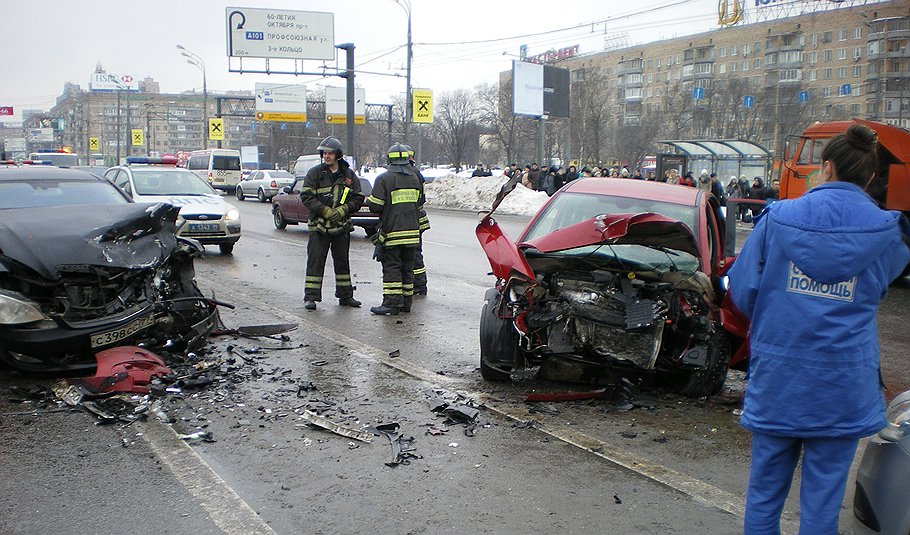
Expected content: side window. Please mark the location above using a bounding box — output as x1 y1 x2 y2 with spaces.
115 171 132 195
796 139 812 165
811 138 828 164
252 171 263 180
705 204 719 266
292 179 305 194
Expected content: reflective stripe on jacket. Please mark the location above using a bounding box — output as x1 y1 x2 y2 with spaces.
367 167 424 247
300 159 364 235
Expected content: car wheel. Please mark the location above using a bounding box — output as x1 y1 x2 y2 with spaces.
236 187 245 201
479 298 519 381
679 333 732 398
273 207 287 229
219 243 235 255
258 188 267 203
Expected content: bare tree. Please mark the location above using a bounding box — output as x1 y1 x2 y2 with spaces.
429 88 478 171
570 68 612 164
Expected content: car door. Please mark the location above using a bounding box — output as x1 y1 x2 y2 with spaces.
246 171 263 194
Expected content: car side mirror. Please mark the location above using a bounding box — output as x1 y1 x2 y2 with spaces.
280 186 292 194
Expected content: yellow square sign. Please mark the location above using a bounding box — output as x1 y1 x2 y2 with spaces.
412 89 433 124
131 129 144 146
208 118 224 141
89 137 100 151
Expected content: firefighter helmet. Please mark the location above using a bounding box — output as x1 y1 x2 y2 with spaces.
387 143 410 165
317 136 343 156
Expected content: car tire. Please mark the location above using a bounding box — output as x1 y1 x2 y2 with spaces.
679 332 732 398
273 208 287 229
258 188 267 203
219 243 235 255
236 187 245 201
479 299 519 381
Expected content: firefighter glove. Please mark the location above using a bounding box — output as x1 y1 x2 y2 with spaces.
372 242 384 263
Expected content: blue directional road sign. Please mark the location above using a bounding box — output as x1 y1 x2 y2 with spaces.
693 87 704 100
840 84 852 96
743 95 754 108
798 91 809 104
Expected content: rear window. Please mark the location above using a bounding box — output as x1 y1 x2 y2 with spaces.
0 180 129 209
212 155 241 171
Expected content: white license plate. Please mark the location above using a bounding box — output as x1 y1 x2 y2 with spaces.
90 315 156 348
189 223 220 232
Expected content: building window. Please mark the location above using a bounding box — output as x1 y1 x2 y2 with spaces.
868 40 882 55
766 53 777 65
720 47 727 57
742 60 749 71
683 64 694 76
625 88 642 99
743 43 751 56
719 63 726 74
730 45 738 56
780 69 800 82
837 67 846 79
838 29 848 41
808 51 817 64
656 58 661 68
853 27 862 39
694 63 712 74
823 31 833 43
837 48 847 60
852 65 862 77
824 50 833 62
809 69 817 81
730 61 738 72
822 86 831 97
810 33 819 46
754 41 762 53
853 46 862 60
851 103 861 114
627 73 643 84
823 68 832 79
753 58 761 69
780 50 802 63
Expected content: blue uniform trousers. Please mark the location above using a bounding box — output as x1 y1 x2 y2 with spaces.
745 432 858 535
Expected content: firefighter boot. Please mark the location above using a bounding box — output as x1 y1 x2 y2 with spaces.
339 297 361 307
370 304 399 316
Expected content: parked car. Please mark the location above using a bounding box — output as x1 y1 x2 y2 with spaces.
0 166 217 372
853 388 910 535
476 176 750 397
272 176 380 235
236 169 295 202
105 157 241 254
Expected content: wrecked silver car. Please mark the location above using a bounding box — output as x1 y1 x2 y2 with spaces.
0 167 218 372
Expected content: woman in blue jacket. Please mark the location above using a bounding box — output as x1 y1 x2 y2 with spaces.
729 124 910 534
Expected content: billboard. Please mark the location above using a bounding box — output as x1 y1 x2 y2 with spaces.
324 86 365 125
255 83 308 122
512 61 570 118
90 73 139 92
412 89 433 124
27 128 54 142
226 7 335 61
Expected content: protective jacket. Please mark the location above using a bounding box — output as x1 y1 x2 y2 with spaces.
300 158 363 235
729 181 910 437
367 164 424 247
415 168 430 233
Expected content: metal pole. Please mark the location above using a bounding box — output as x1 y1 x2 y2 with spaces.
538 116 546 167
337 43 356 163
203 70 208 148
116 90 121 163
387 104 393 148
404 2 412 143
146 110 152 156
125 89 131 158
215 97 222 149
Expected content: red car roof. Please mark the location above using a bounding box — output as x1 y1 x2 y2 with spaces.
562 177 700 206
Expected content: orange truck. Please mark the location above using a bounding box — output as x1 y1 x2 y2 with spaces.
779 119 910 215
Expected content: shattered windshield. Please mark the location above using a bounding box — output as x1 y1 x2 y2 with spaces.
524 192 698 242
550 243 700 273
132 169 216 196
0 179 130 209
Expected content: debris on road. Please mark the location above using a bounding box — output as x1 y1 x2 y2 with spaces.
299 409 374 443
424 388 481 425
367 423 422 467
525 389 609 402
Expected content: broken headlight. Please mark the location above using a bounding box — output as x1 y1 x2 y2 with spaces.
879 390 910 442
0 290 47 325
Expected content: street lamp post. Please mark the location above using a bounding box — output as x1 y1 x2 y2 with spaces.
177 44 207 149
394 0 413 143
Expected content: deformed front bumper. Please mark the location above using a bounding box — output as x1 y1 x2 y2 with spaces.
853 434 910 534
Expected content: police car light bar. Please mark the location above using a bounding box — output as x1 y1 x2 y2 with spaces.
20 160 54 165
125 156 179 166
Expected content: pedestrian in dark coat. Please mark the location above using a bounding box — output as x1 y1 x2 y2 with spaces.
729 124 910 534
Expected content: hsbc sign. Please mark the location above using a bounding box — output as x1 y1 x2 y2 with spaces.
90 72 140 92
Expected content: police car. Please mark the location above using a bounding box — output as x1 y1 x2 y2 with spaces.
105 157 241 254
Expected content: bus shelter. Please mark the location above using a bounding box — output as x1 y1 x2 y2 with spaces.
656 139 772 184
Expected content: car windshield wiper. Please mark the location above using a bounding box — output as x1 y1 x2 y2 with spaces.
645 245 681 272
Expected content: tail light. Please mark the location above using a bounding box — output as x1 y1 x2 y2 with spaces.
270 180 277 188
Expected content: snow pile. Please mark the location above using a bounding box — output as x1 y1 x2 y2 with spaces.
423 174 549 216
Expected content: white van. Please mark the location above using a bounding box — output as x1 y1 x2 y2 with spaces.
187 149 242 192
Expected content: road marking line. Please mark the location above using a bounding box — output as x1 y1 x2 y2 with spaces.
141 418 276 535
203 278 801 532
422 240 455 248
270 238 306 248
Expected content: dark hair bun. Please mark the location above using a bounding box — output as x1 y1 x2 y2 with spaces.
845 124 877 152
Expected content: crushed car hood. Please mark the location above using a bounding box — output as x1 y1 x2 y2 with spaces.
0 203 180 280
522 213 700 259
133 193 230 217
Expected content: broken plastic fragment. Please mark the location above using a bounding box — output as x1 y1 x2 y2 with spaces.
300 410 374 443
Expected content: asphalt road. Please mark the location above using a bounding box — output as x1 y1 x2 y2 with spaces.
2 197 908 534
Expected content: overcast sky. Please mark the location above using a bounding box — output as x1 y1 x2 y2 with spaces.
1 0 729 123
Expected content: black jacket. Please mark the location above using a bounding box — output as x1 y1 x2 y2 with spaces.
367 165 424 247
300 159 364 235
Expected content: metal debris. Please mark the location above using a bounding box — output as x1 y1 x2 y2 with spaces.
299 410 374 443
367 423 421 467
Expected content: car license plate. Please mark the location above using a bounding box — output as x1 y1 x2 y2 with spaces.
90 315 156 348
188 223 220 232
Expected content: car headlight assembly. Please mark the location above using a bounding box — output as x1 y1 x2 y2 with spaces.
879 390 910 442
0 291 48 325
226 208 240 222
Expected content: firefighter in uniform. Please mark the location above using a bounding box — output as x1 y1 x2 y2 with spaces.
367 144 424 316
300 137 364 310
403 144 430 295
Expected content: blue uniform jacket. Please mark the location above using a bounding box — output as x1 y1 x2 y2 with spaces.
729 181 910 438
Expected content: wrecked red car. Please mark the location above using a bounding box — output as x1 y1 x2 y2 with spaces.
476 176 748 397
0 167 218 373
